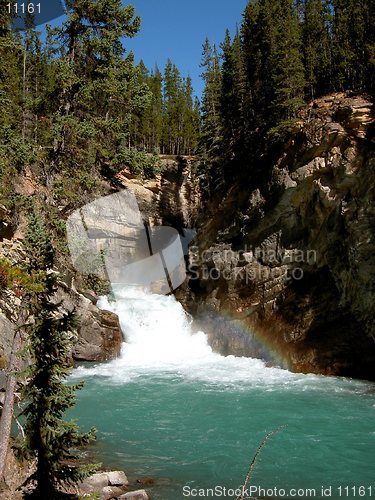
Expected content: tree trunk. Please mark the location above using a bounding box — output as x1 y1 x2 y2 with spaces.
0 317 25 480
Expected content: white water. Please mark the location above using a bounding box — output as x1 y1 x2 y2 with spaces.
72 287 369 394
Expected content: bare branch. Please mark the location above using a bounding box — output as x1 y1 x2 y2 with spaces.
236 426 286 500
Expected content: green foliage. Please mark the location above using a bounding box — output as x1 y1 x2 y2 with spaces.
267 119 298 145
0 257 44 296
78 493 100 500
0 0 198 220
302 0 332 99
113 148 163 179
200 0 375 192
20 210 96 498
83 274 111 296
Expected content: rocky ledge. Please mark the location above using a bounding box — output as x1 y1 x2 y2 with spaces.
56 283 123 362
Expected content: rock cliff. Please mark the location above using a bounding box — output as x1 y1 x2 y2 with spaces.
114 155 201 229
181 93 375 380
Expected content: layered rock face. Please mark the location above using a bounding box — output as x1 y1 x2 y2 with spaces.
114 155 201 229
184 94 375 380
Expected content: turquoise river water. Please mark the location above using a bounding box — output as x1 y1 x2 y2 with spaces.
70 288 375 500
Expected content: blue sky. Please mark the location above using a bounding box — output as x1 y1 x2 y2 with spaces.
124 0 248 98
42 1 248 98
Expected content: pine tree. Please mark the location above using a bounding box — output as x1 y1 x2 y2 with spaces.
130 59 151 149
0 16 22 132
41 0 152 190
242 0 273 131
220 29 235 146
366 0 375 94
182 75 198 155
198 38 223 191
200 39 222 157
162 59 183 154
148 66 163 153
220 28 246 165
243 0 305 129
21 210 96 499
331 0 357 91
302 0 332 99
269 0 306 122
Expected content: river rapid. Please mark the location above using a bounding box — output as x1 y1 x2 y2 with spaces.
70 287 375 500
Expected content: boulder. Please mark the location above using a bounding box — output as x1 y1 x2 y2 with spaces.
74 306 123 362
118 490 149 500
55 285 123 362
79 472 109 493
107 470 129 487
101 485 127 500
75 470 130 497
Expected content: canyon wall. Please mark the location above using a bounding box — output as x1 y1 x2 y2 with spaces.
180 94 375 380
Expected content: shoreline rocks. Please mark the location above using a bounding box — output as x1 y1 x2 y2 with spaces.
77 471 150 500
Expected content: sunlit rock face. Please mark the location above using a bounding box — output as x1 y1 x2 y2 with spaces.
182 93 375 380
114 155 201 229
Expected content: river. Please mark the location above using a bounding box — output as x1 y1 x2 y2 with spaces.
70 287 375 499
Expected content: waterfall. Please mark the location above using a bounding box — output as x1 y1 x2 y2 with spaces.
72 286 301 387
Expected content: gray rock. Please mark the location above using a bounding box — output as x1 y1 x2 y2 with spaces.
107 470 129 487
101 485 127 500
80 472 109 492
55 285 123 362
0 313 14 389
118 490 149 500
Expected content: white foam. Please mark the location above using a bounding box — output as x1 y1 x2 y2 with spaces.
72 288 280 384
71 288 370 393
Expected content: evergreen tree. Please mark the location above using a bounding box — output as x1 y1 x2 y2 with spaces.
182 75 199 154
302 0 332 99
162 59 183 154
148 66 163 152
220 28 246 165
331 0 358 91
130 59 151 149
41 0 152 191
366 0 375 94
21 210 96 499
0 16 22 132
270 0 305 122
200 39 222 158
242 0 305 129
198 38 223 191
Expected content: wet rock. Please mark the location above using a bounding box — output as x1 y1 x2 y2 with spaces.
75 470 130 498
55 286 123 362
136 477 156 486
74 307 122 362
